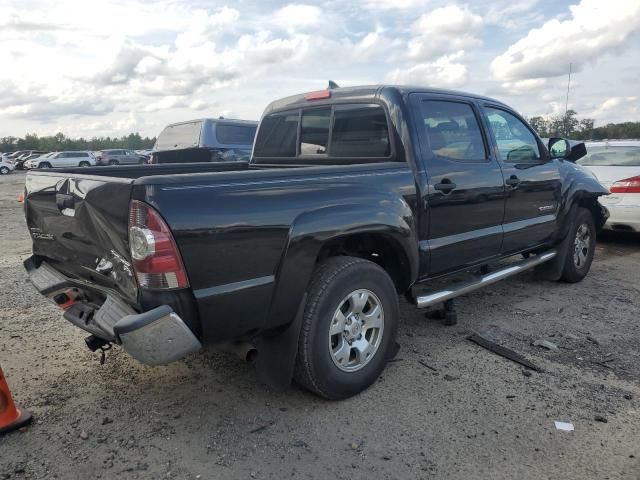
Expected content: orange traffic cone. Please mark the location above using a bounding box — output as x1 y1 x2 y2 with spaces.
0 366 32 434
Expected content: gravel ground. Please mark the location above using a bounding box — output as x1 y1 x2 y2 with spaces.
1 171 639 480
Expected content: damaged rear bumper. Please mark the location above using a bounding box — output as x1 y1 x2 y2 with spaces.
24 257 201 365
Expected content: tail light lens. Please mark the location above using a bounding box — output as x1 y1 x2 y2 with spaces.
610 175 640 193
128 200 189 289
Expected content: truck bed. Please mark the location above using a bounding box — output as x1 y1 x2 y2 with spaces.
42 161 252 179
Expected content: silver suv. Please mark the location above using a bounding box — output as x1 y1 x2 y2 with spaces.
95 149 147 166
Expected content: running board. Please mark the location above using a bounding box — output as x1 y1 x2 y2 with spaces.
416 250 557 309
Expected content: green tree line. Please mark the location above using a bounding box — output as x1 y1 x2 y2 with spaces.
1 132 156 153
527 110 640 141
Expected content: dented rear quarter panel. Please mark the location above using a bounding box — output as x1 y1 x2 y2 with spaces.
24 172 138 303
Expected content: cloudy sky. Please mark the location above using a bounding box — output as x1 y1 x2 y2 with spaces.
1 0 639 138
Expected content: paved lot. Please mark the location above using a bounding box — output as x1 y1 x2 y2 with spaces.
1 171 639 479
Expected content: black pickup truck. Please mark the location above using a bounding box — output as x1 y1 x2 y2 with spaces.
23 85 608 399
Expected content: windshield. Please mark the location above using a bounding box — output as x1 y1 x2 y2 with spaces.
578 146 640 166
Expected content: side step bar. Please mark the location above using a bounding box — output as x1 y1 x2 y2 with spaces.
416 250 557 308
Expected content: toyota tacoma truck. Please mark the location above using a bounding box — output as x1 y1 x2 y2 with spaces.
23 85 608 399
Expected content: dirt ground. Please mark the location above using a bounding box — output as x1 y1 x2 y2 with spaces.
1 171 639 480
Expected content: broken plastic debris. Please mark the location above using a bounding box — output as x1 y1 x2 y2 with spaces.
533 339 559 351
554 421 574 432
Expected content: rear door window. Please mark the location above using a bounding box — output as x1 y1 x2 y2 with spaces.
216 124 257 145
300 108 331 155
253 111 299 157
420 100 487 162
154 121 202 151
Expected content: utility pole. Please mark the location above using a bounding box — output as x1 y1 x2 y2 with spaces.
564 62 572 137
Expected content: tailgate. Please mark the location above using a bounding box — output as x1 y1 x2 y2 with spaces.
24 172 138 302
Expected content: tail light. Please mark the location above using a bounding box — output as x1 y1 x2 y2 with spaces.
128 200 189 289
610 175 640 193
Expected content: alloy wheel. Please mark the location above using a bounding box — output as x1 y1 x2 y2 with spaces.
328 289 384 372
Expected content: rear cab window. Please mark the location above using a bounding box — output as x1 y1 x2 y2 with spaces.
253 103 391 163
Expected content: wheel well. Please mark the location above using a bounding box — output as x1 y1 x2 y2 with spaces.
316 233 412 293
577 195 607 231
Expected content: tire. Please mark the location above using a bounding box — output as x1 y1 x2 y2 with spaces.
39 162 52 169
108 159 119 165
560 207 596 283
79 161 90 167
294 256 399 400
0 166 9 175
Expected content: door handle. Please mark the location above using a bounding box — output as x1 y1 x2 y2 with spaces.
434 179 457 193
505 175 521 188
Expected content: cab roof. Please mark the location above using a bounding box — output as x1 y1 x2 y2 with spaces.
263 85 509 115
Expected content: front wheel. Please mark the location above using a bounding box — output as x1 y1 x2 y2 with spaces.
0 166 9 175
560 207 596 283
38 162 52 169
294 256 399 400
79 161 90 167
108 159 119 165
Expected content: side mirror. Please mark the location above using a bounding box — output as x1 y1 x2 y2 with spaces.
548 138 570 159
547 138 587 162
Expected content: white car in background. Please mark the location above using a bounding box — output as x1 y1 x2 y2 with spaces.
24 151 96 169
579 141 640 233
0 154 16 174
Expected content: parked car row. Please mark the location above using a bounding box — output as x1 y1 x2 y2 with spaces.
0 148 155 172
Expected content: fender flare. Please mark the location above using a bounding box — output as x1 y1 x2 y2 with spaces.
255 199 418 389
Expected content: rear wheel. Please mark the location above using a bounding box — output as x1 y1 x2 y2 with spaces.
294 256 399 400
79 161 90 167
38 162 52 169
0 166 9 175
560 207 596 283
108 159 119 165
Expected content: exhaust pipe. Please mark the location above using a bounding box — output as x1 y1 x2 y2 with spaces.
218 343 258 363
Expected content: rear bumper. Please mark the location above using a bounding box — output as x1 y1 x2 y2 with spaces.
600 202 640 232
25 258 201 365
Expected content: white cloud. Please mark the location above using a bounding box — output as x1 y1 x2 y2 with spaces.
483 0 541 29
274 4 322 32
491 0 640 81
0 0 638 137
586 96 639 122
499 78 547 95
408 5 483 61
385 51 469 88
360 0 427 10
